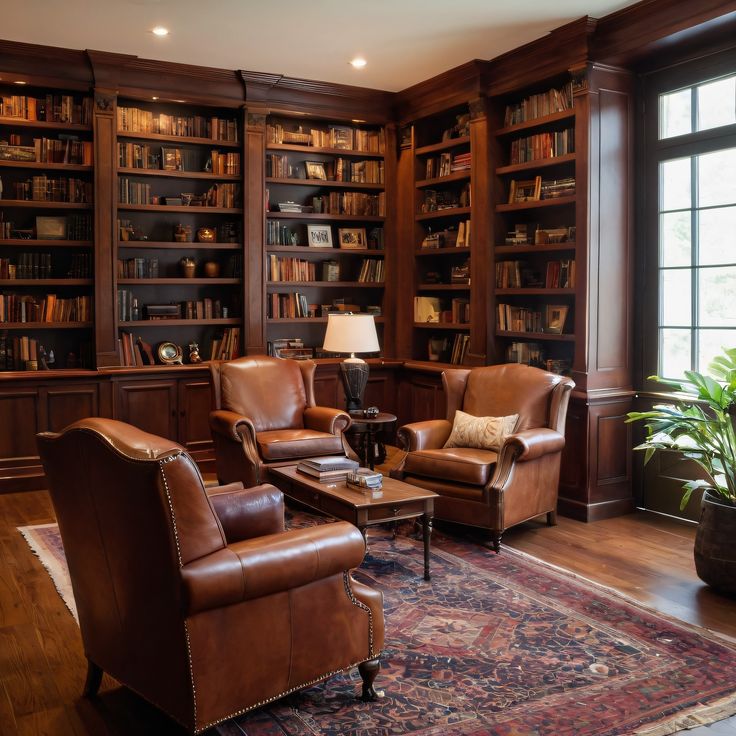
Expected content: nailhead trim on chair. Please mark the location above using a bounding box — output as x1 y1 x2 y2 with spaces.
343 571 376 657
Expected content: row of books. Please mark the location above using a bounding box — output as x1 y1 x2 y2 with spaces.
506 340 545 367
0 213 95 242
265 221 384 249
541 178 576 199
267 124 385 153
182 299 228 320
266 155 383 184
0 138 93 166
495 259 576 289
268 292 311 319
117 107 238 141
210 151 241 176
211 327 240 361
117 257 159 279
118 332 151 367
319 191 385 217
267 337 313 360
0 333 64 371
268 255 316 282
0 252 91 279
0 95 92 125
414 296 470 324
117 180 240 208
420 184 471 212
503 83 574 127
545 259 576 289
504 223 575 246
357 258 385 283
118 178 152 205
497 304 543 333
9 176 93 203
419 222 471 249
425 151 472 180
0 293 91 323
509 129 574 164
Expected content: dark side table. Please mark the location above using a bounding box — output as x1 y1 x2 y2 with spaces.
347 412 397 470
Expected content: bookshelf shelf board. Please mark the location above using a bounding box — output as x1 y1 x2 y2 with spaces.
416 283 470 291
0 321 92 329
265 177 383 191
0 239 93 248
496 196 576 213
266 212 384 222
117 241 241 250
117 278 241 285
415 136 471 156
415 206 472 222
117 167 241 181
494 109 576 137
0 161 93 173
0 200 93 210
415 171 471 188
117 204 243 214
415 247 471 257
266 246 384 256
496 330 576 342
495 242 576 254
0 118 92 133
266 281 383 289
495 287 576 296
413 322 471 330
116 130 240 148
0 279 92 286
265 144 384 159
496 153 576 175
267 317 385 324
118 318 241 328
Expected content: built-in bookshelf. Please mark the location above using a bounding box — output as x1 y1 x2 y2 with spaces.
0 85 95 371
491 79 577 375
264 115 387 358
114 99 244 365
410 105 473 364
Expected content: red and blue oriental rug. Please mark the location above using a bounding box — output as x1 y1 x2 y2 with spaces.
19 516 736 736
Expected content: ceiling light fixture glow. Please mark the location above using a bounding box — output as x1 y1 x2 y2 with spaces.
349 57 367 69
152 96 159 100
151 26 169 37
14 80 27 85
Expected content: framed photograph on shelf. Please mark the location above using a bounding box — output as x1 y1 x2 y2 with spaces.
306 224 333 248
508 176 541 204
305 161 327 180
35 216 67 240
338 228 367 249
161 147 182 171
545 304 569 334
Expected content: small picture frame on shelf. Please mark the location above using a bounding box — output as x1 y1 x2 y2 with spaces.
338 228 367 249
161 147 182 171
305 161 327 180
545 304 569 334
508 176 542 204
36 216 67 240
306 224 333 248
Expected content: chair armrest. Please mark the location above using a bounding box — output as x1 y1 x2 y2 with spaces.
397 420 452 451
304 406 352 435
209 409 256 443
503 428 565 462
206 483 285 543
181 521 365 615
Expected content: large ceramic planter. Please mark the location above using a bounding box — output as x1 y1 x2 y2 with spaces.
694 491 736 594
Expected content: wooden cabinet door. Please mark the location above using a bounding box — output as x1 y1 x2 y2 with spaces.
114 379 178 440
0 386 42 491
41 383 100 432
178 378 213 460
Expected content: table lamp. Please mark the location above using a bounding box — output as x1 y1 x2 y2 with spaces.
322 313 380 412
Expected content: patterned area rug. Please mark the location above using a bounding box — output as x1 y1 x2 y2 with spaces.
18 518 736 736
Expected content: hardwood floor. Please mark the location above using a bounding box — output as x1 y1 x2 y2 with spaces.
1 487 735 735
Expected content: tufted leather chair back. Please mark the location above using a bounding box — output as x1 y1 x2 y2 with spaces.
214 355 317 432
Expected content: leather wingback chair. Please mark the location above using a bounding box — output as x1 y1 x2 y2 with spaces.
391 364 574 551
37 418 384 734
209 355 353 487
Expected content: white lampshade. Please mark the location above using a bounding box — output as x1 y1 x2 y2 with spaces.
322 313 379 356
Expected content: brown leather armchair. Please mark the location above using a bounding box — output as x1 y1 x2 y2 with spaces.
209 355 354 487
391 364 574 551
37 418 384 735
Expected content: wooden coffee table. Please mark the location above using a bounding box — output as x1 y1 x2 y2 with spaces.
270 465 437 581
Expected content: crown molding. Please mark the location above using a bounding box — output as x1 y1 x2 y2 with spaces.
0 39 92 91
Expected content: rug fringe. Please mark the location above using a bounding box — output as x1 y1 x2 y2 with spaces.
634 692 736 734
17 523 79 623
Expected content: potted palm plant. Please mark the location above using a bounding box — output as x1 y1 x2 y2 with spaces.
626 347 736 594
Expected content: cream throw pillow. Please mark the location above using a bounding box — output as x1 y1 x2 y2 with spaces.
443 410 519 451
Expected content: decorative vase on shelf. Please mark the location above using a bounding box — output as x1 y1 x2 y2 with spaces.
203 261 220 278
197 227 216 243
180 257 196 278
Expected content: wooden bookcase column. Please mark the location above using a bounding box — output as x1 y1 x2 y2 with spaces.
92 89 119 366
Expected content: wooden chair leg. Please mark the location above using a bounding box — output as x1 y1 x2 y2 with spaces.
358 658 380 702
486 532 502 554
83 658 103 697
547 510 557 526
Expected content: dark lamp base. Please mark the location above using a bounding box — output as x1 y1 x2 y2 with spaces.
340 361 369 413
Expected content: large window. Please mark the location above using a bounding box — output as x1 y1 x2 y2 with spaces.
647 61 736 379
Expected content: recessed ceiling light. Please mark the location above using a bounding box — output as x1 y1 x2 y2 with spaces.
349 57 367 69
151 26 169 37
14 80 27 85
152 96 159 100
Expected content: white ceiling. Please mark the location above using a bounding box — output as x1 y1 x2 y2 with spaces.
3 0 639 92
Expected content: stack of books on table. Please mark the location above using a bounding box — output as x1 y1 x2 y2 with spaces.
346 468 383 492
296 456 359 482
